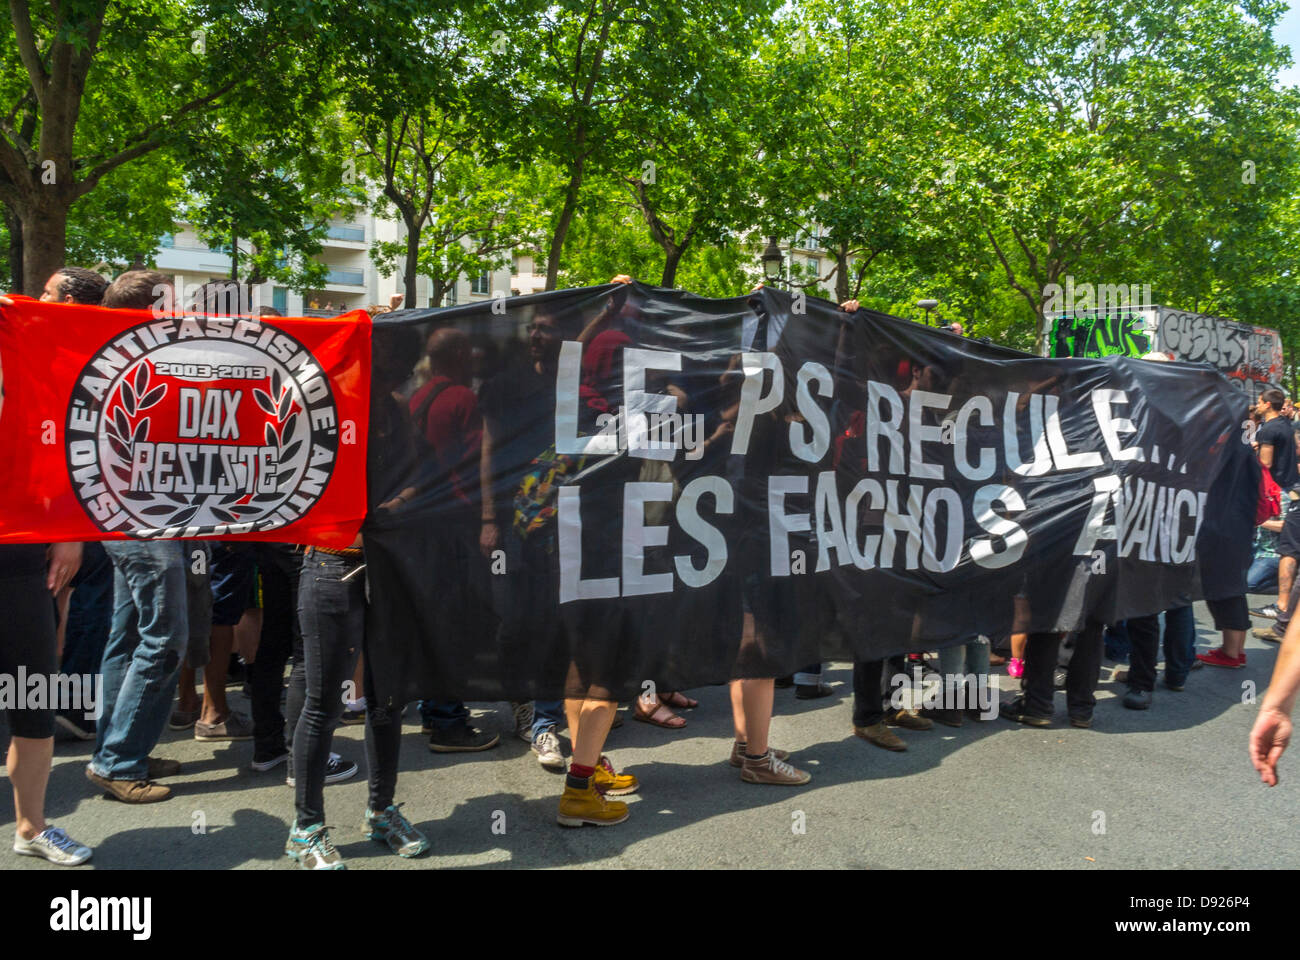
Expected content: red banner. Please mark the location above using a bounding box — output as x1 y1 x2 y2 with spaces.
0 298 371 548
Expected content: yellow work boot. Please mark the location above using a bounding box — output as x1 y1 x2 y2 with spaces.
557 774 630 827
593 755 639 796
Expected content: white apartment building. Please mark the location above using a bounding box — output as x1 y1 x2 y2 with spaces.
151 202 830 314
153 208 519 315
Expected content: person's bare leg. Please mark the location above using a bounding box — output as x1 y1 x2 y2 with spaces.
348 653 365 705
176 665 200 713
729 680 746 743
1222 629 1247 659
9 736 52 840
570 700 616 768
564 698 581 740
739 679 775 755
200 625 234 725
54 586 72 661
1011 632 1027 660
234 607 262 664
1280 557 1297 613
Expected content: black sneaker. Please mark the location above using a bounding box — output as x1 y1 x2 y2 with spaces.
1251 604 1281 620
427 722 500 753
285 753 358 786
340 708 366 725
795 682 834 700
1003 696 1051 727
1069 714 1093 729
251 746 289 772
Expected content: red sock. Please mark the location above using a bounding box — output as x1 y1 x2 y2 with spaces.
570 763 595 779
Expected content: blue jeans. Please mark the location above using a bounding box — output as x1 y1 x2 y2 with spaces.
92 541 189 781
1247 556 1279 594
418 699 469 731
531 700 565 741
61 542 113 678
793 663 823 686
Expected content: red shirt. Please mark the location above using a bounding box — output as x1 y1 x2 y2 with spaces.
408 376 483 508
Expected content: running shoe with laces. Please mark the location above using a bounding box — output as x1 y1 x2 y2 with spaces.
286 752 358 787
363 803 430 858
740 750 811 785
511 701 535 742
285 822 345 870
532 729 566 770
14 826 92 865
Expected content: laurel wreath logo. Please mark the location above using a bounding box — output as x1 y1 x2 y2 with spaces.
103 361 305 528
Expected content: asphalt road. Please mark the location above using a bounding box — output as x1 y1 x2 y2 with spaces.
2 597 1295 870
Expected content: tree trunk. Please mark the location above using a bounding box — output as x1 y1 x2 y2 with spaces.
661 243 685 288
229 228 240 280
834 246 849 303
21 198 69 296
546 151 585 292
6 208 23 293
403 219 420 306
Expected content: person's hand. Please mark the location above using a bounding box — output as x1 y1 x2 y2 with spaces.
1251 705 1292 785
480 520 501 557
46 541 82 593
389 293 404 311
750 282 764 293
610 275 632 285
840 299 860 312
709 420 735 444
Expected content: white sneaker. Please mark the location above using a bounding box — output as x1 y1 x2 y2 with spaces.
511 702 535 743
532 730 566 770
14 827 92 865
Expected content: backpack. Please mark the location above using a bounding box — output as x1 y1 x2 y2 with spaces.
1258 467 1282 526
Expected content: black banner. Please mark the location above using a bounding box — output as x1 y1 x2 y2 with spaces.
360 283 1255 704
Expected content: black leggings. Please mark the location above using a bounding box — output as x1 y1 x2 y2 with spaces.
0 573 57 739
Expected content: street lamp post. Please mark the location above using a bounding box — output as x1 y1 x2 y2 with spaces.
917 299 939 325
761 236 785 287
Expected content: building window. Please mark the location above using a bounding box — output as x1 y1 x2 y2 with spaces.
807 258 820 277
272 286 287 313
471 270 490 295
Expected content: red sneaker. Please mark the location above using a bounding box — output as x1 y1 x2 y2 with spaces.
1196 647 1245 668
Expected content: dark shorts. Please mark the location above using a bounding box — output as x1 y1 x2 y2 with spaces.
1207 595 1249 632
210 544 258 626
1279 498 1300 560
0 573 58 739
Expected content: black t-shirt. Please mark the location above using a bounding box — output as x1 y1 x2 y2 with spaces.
1258 415 1299 490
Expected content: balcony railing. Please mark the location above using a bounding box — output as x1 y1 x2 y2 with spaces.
324 269 365 286
325 224 366 242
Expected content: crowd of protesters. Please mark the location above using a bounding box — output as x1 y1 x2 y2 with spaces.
1 267 1298 869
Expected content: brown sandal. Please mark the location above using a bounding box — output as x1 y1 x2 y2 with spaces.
633 697 686 728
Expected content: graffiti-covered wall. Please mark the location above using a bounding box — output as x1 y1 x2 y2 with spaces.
1157 308 1283 401
1049 313 1153 359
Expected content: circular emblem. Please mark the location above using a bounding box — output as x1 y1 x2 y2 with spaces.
65 316 339 537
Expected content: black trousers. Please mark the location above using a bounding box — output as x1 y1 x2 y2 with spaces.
1023 622 1103 721
248 544 302 758
851 658 887 727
